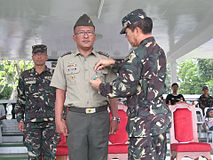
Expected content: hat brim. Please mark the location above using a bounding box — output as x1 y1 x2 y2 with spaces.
120 26 127 34
32 49 47 54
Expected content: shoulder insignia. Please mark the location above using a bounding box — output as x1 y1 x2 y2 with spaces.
61 51 73 58
97 51 109 57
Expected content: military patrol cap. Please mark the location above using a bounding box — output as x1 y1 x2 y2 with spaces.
32 44 47 54
74 14 95 29
120 9 147 34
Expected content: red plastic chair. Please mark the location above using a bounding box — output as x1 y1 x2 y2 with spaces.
169 102 212 160
108 109 128 159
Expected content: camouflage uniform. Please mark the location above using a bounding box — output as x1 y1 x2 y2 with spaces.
15 67 58 160
99 21 171 159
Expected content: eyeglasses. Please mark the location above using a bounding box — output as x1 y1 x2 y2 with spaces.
75 31 95 36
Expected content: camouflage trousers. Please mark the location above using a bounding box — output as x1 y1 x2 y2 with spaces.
24 121 59 160
128 132 167 160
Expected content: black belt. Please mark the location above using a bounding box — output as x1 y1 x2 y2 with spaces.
68 105 108 114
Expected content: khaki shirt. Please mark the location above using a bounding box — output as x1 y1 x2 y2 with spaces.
50 50 115 108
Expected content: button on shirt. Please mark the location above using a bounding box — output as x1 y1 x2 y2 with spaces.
50 50 115 108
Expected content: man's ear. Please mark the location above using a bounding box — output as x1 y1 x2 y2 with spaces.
135 26 142 34
73 34 76 41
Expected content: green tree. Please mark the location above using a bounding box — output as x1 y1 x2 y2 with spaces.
0 60 33 99
177 59 213 95
197 59 213 93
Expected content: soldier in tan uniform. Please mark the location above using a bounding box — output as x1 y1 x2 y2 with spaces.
50 14 119 160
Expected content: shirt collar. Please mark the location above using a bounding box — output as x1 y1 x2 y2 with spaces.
140 36 155 46
73 49 97 57
31 66 50 74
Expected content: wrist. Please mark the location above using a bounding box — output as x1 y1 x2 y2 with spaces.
112 116 120 123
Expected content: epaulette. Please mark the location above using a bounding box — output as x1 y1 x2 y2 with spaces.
61 51 72 57
97 51 109 57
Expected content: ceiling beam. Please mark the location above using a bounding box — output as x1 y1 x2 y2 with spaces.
97 0 104 19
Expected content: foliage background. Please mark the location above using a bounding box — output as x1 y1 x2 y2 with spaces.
167 59 213 95
0 59 212 100
0 60 33 99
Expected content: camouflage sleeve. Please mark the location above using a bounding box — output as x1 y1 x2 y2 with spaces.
100 51 141 98
140 47 166 101
111 59 124 73
15 76 26 122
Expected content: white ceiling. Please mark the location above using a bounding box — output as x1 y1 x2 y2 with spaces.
0 0 213 61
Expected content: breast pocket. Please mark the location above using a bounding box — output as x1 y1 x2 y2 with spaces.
25 81 37 94
65 64 80 85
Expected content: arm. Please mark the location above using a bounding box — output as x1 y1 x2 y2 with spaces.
108 98 119 134
15 76 26 132
91 51 141 98
55 88 68 136
165 94 171 105
181 94 185 101
198 96 205 109
94 58 115 70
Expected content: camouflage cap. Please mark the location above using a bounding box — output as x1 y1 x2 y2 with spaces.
120 9 147 34
32 44 47 54
74 14 95 29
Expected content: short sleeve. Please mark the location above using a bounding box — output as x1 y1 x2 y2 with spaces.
50 57 66 90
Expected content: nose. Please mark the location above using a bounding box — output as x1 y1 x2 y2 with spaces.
83 33 89 38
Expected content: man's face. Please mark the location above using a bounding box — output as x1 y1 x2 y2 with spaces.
172 85 178 92
125 28 138 47
208 110 213 117
32 52 48 66
203 89 209 95
73 26 96 50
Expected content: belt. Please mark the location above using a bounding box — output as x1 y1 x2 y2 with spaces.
68 105 108 114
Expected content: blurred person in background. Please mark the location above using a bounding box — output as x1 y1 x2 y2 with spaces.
166 83 185 105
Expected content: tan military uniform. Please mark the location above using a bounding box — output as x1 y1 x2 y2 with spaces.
50 49 115 107
51 49 115 160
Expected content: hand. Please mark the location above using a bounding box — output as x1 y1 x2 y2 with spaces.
95 58 115 70
55 118 68 136
18 121 25 132
109 119 118 134
90 78 102 91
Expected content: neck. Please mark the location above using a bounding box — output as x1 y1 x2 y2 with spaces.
172 91 177 95
78 47 93 57
138 33 153 44
35 65 45 74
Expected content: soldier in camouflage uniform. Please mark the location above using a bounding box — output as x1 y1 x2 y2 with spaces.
90 9 171 160
15 44 59 160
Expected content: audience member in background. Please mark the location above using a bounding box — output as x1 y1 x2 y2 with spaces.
203 108 213 131
198 86 213 114
166 83 185 105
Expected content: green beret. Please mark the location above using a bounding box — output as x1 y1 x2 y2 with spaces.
74 14 95 29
